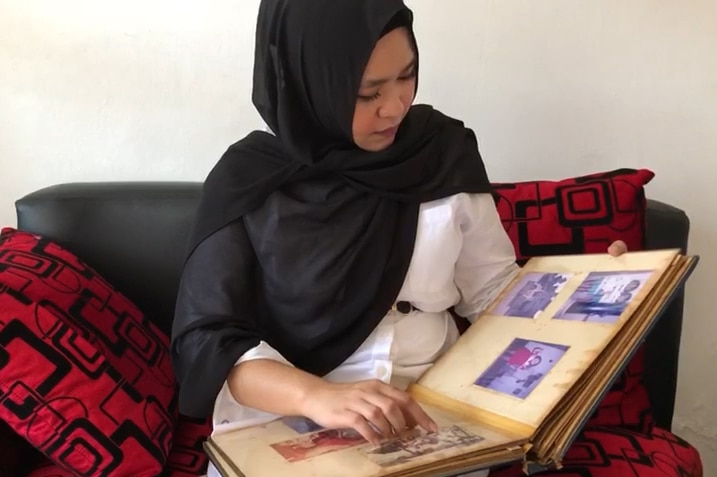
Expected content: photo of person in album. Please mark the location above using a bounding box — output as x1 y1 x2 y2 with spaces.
270 428 366 462
554 271 652 324
475 339 569 399
492 272 571 319
362 426 485 468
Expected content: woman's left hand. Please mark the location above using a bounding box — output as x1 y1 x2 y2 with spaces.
607 240 628 257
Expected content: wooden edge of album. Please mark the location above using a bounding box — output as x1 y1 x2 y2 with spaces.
524 253 699 469
205 438 247 477
537 254 699 467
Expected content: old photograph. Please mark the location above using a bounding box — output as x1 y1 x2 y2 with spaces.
553 270 653 323
270 428 366 462
492 272 571 319
281 416 324 435
475 338 570 399
361 426 485 468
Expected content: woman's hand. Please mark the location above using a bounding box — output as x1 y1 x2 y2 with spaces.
607 240 628 257
300 379 439 444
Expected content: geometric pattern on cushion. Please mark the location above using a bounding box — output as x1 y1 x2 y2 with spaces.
489 426 702 477
492 168 654 262
25 416 214 477
166 415 212 477
491 168 655 430
0 228 176 477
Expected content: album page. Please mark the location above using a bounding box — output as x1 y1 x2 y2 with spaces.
206 401 528 477
415 250 680 429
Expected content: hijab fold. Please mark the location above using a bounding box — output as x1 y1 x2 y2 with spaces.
173 0 493 389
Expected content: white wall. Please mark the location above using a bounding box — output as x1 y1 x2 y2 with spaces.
2 0 716 471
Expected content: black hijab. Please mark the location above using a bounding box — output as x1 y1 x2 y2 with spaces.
174 0 493 398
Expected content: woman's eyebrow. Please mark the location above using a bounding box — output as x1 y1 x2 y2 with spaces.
360 58 417 89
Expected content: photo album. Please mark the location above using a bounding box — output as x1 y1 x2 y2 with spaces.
204 249 699 477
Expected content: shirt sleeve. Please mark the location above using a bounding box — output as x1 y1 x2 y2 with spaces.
453 193 520 322
170 219 287 418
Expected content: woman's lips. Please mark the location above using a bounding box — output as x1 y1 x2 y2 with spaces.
376 126 398 137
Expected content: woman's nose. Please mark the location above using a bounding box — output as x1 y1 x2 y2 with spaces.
378 94 404 119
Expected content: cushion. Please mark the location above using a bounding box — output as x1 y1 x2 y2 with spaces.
166 415 213 477
492 168 654 261
27 416 214 477
490 426 702 477
0 228 177 477
492 168 654 431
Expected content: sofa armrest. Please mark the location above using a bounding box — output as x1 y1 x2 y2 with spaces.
643 199 690 431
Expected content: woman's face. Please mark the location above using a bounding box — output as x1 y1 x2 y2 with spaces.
352 27 417 152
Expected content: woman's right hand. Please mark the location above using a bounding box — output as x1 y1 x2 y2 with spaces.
299 379 439 444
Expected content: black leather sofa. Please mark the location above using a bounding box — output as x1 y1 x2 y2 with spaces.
12 181 693 475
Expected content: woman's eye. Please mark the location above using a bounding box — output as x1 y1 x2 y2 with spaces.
359 92 381 102
399 70 417 81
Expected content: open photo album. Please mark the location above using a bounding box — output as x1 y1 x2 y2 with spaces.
204 249 699 477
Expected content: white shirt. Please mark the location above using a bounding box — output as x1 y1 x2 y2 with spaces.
207 192 519 477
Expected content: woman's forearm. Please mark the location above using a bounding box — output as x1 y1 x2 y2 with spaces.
226 358 439 444
226 359 326 416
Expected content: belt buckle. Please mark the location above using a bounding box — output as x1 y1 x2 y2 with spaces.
391 301 413 314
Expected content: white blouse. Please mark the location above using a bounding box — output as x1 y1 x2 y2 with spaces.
207 192 520 477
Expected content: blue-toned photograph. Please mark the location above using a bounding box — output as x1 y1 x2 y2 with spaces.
554 270 653 324
475 338 569 399
492 273 571 319
281 416 324 434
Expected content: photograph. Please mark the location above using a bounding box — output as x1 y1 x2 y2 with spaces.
474 338 570 399
361 425 485 468
270 428 366 462
281 416 324 434
492 272 571 319
553 270 654 324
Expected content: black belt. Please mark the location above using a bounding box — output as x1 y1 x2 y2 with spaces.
391 301 419 314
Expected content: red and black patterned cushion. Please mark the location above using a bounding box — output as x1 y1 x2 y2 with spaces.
166 415 213 477
25 415 213 477
0 228 177 477
492 168 654 431
490 426 702 477
492 168 653 261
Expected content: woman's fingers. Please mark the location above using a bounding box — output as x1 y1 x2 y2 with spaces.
348 394 395 437
345 411 383 444
372 381 439 433
608 240 628 256
361 392 407 434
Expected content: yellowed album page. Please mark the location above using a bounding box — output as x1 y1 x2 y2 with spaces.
416 250 679 429
208 402 527 477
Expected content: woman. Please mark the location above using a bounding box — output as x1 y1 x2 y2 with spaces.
170 1 627 475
